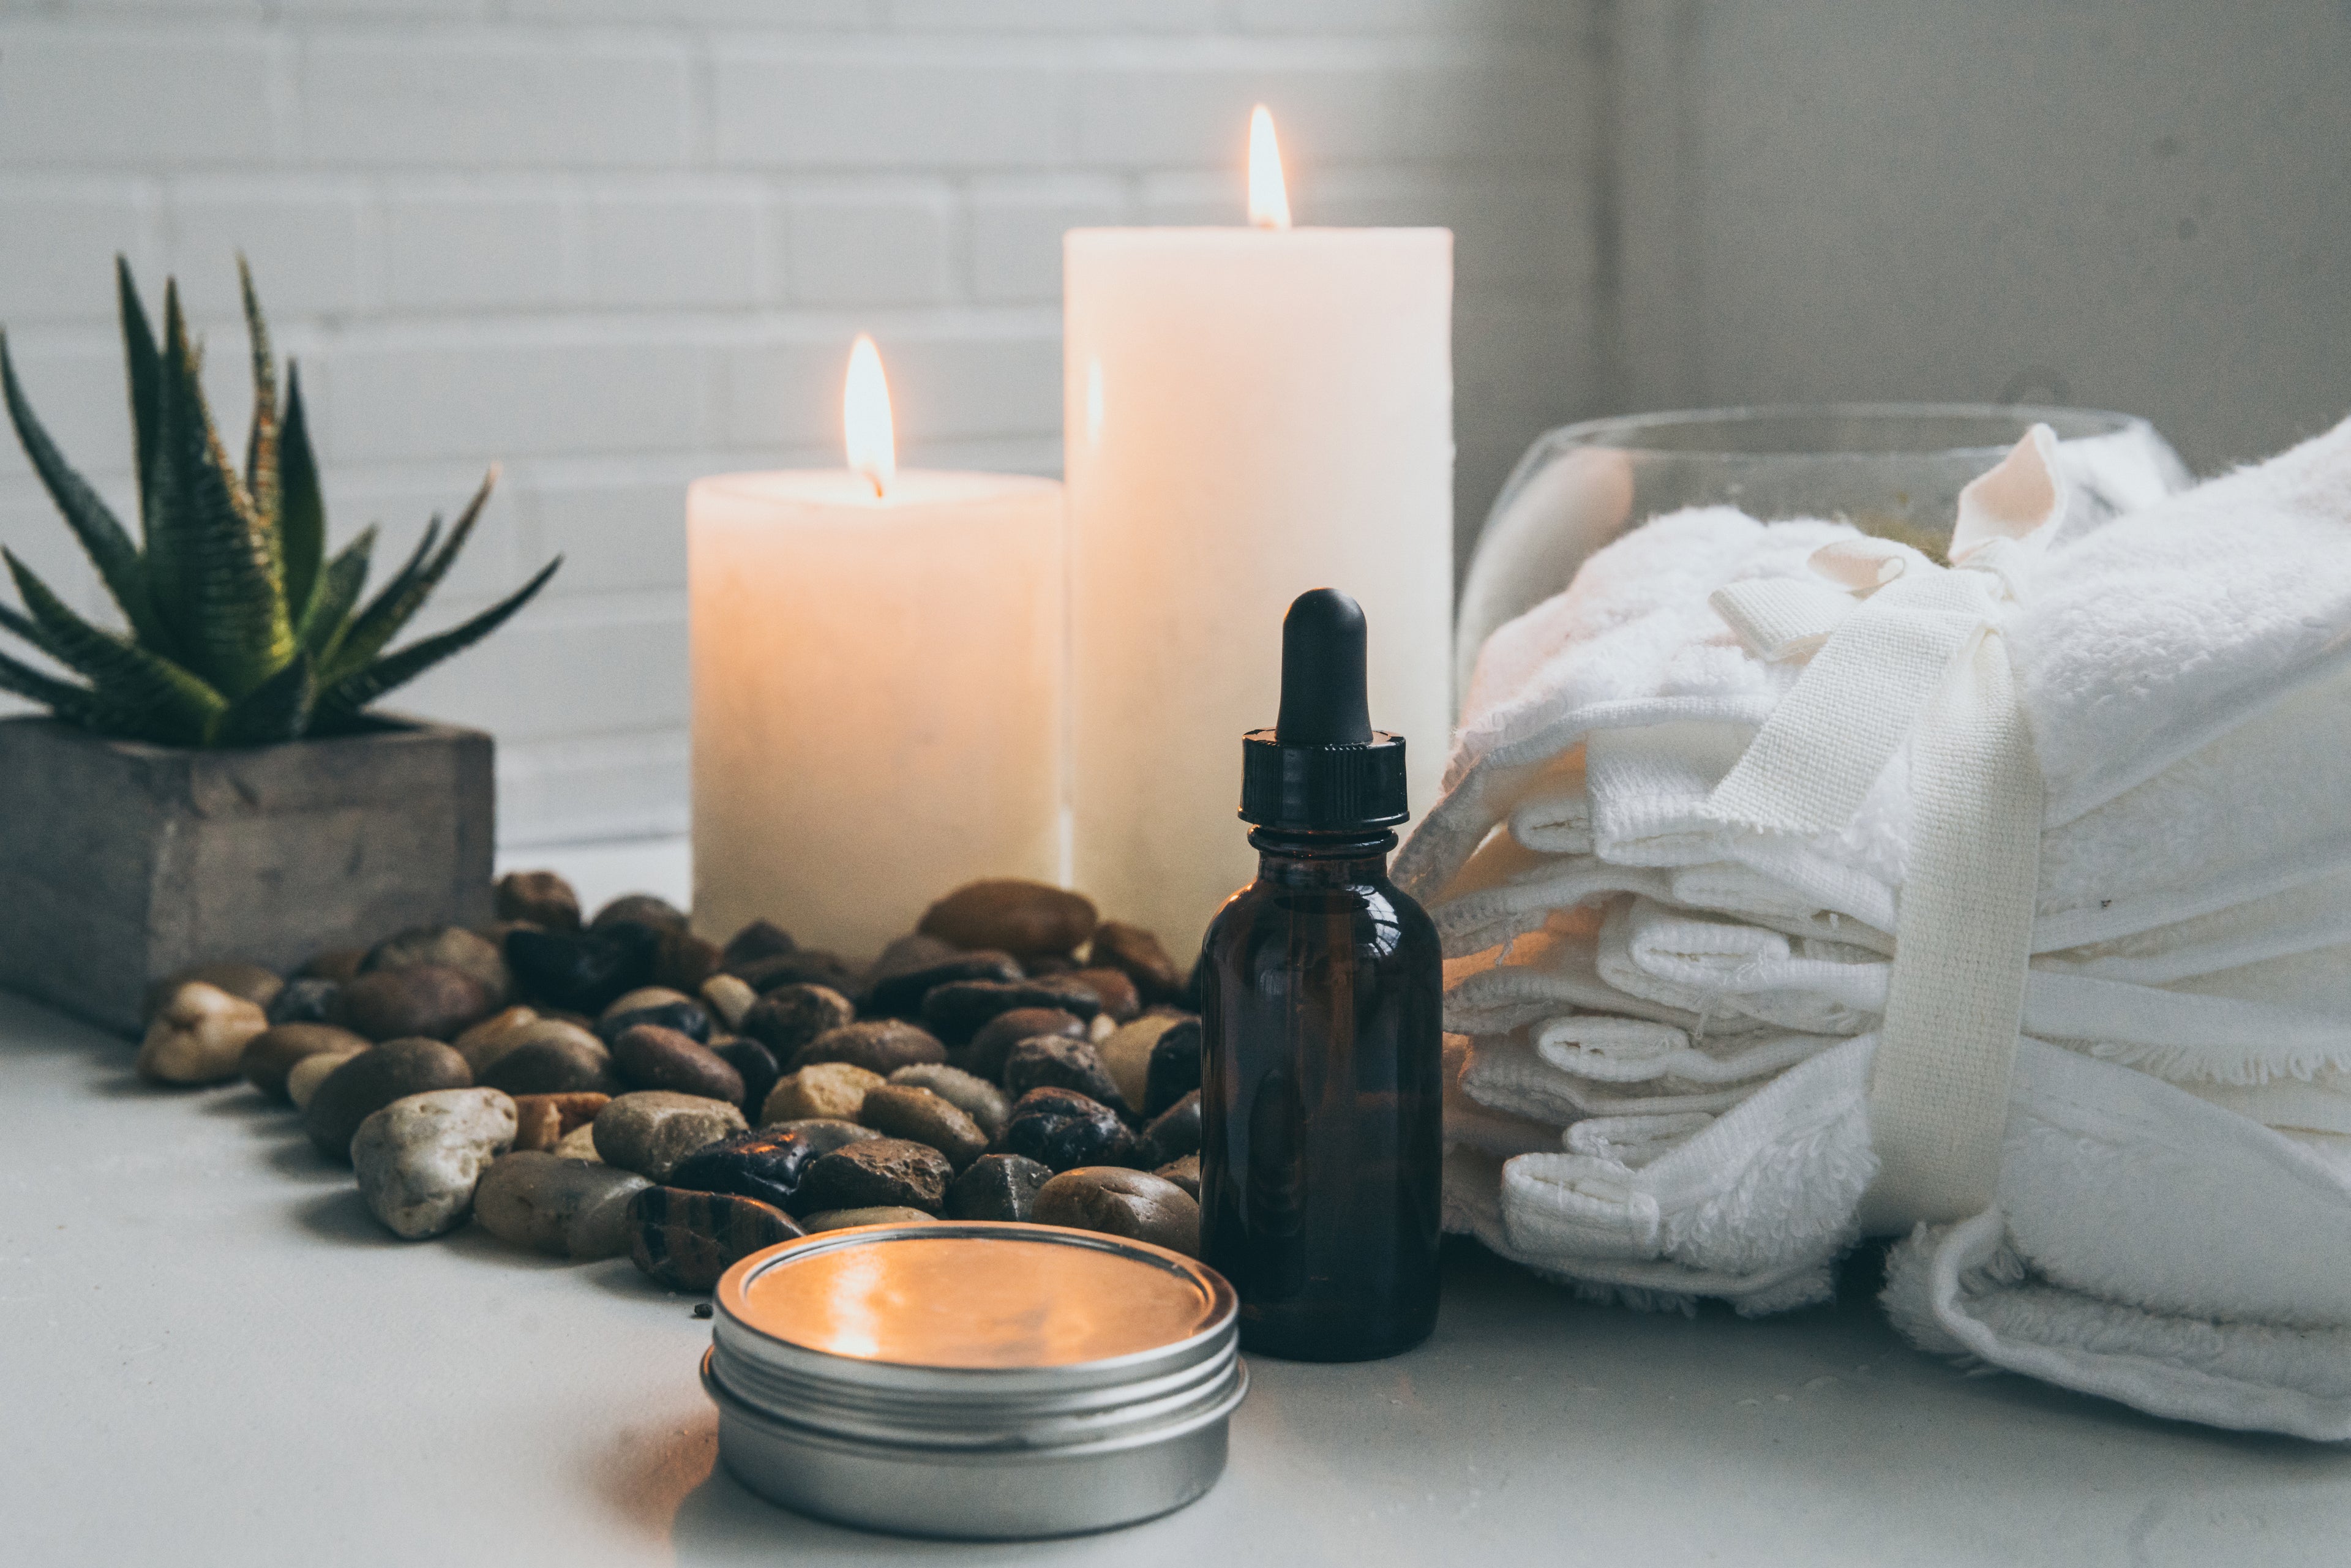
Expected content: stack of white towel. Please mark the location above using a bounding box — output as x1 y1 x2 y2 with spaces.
1408 416 2351 1438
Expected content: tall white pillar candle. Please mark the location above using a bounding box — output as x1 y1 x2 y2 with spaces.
690 341 1064 961
1064 112 1453 963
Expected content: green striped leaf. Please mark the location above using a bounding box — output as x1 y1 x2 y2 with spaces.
318 556 558 722
277 364 327 627
0 646 107 727
118 257 164 543
323 467 495 684
143 282 293 701
216 647 315 746
299 523 374 657
4 549 227 743
0 328 167 651
238 255 282 571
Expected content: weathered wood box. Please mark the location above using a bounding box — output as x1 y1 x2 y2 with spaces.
0 715 494 1037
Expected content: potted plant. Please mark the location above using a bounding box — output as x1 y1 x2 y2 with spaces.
0 258 558 1035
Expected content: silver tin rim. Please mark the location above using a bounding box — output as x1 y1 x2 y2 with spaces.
710 1221 1242 1452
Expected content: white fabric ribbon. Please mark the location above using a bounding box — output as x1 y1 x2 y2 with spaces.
1697 428 2062 1228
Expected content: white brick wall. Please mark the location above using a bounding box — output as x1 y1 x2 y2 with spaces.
0 1 1600 845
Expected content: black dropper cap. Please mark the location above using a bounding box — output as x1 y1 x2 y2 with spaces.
1239 588 1409 832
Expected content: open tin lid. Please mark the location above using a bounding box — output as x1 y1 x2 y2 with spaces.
709 1222 1243 1452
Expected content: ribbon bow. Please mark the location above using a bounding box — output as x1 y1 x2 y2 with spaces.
1697 427 2063 1228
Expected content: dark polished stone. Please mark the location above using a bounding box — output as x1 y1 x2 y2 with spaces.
628 1186 801 1292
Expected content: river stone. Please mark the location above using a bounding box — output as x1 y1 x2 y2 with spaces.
362 926 512 1007
795 1138 952 1216
297 948 367 984
239 1022 371 1101
497 869 582 931
479 1030 618 1097
629 1187 801 1291
856 1084 989 1169
1004 1037 1130 1116
1034 1168 1199 1256
666 1127 828 1210
733 950 862 996
352 1088 518 1240
473 1150 647 1259
591 892 690 936
512 1092 611 1151
137 983 269 1086
1068 967 1142 1024
504 925 658 1016
1153 1153 1200 1199
711 1037 781 1118
653 929 723 994
700 974 759 1032
597 987 705 1048
1144 1090 1202 1163
790 1019 946 1076
610 1024 744 1103
286 1046 366 1110
265 977 341 1027
765 1118 882 1155
141 962 282 1026
305 1040 473 1160
593 1091 748 1181
1097 1015 1177 1112
739 985 857 1061
945 1153 1052 1221
857 931 959 1003
888 1063 1010 1139
1087 921 1185 1005
991 1088 1146 1172
1144 1017 1204 1119
960 1007 1086 1084
921 978 1102 1045
862 949 1023 1018
552 1122 601 1160
721 918 797 969
332 965 495 1043
800 1207 936 1234
762 1062 883 1123
918 880 1098 961
452 1007 542 1075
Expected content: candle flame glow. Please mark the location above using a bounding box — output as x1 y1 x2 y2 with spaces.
844 334 896 498
1247 105 1291 231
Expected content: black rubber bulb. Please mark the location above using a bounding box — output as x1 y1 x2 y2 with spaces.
1273 588 1373 746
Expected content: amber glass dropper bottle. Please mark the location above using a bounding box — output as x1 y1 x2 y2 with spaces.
1198 588 1444 1362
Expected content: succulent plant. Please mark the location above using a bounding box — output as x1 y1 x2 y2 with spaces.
0 257 558 746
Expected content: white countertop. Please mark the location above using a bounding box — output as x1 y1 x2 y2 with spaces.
5 844 2348 1566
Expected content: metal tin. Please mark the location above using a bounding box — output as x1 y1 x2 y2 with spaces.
705 1221 1247 1540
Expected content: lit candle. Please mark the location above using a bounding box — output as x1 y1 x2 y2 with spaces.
689 338 1065 960
1064 107 1454 961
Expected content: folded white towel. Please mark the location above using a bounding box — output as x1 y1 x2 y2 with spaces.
1422 415 2351 1437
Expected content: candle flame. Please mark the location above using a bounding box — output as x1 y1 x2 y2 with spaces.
844 334 896 497
1247 105 1291 231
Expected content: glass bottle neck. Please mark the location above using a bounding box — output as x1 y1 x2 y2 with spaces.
1248 827 1397 889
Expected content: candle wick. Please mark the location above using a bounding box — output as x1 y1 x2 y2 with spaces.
865 471 887 500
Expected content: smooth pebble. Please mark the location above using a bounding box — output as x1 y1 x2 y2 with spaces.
761 1062 884 1124
628 1187 800 1291
137 983 268 1086
593 1091 748 1181
1033 1167 1199 1258
474 1150 648 1259
856 1084 989 1170
944 1153 1052 1221
351 1088 517 1240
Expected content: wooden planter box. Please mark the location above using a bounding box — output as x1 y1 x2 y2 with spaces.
0 715 494 1037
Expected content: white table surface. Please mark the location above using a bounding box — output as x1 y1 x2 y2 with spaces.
6 844 2349 1567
